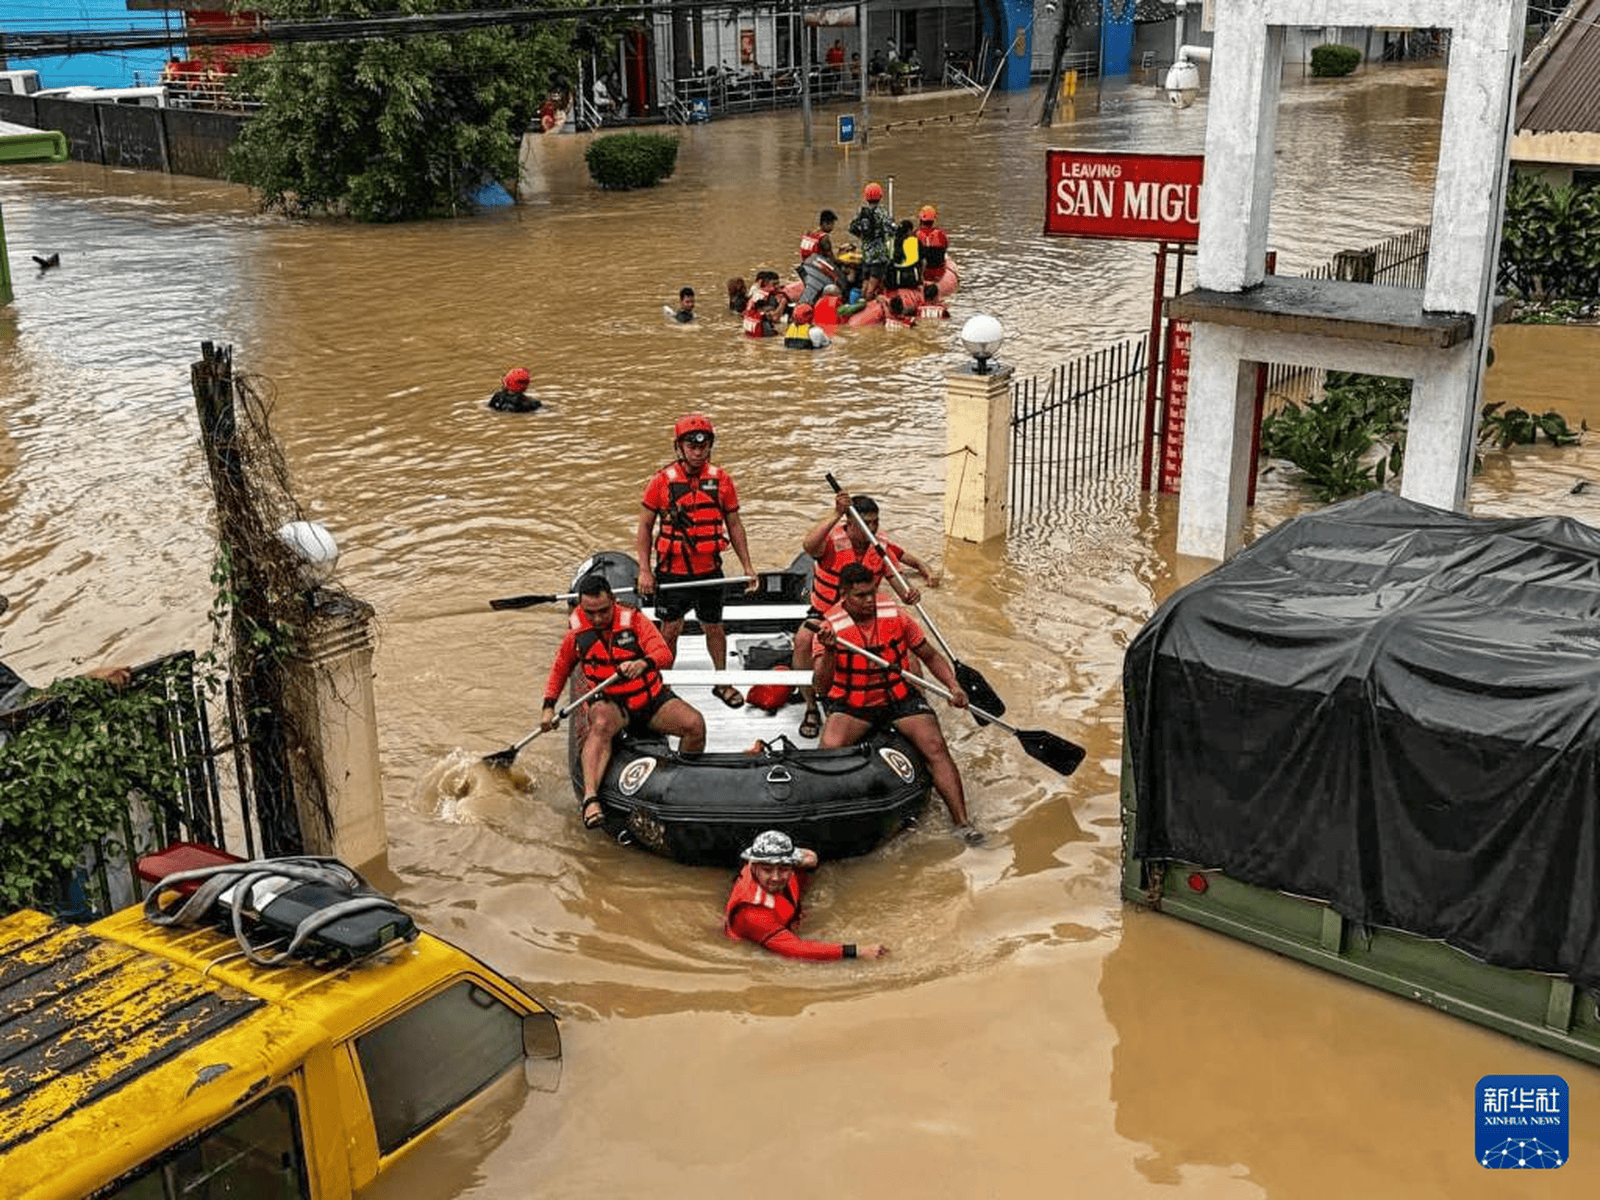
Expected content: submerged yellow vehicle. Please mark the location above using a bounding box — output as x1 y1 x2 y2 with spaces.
0 858 561 1200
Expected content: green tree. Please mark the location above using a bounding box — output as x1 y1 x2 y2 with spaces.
228 0 581 221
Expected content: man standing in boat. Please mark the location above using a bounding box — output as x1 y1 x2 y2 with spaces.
812 563 979 842
848 182 896 301
541 575 706 830
725 830 888 960
635 413 759 708
791 492 939 739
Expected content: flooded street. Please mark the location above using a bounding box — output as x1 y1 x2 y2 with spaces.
3 67 1599 1195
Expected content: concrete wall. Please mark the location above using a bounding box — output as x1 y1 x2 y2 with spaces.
0 94 247 180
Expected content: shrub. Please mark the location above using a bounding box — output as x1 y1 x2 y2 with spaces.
1499 173 1600 303
1478 402 1584 449
584 132 680 190
1260 372 1410 501
1310 43 1362 77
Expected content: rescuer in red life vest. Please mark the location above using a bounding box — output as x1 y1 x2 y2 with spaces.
915 204 950 283
790 491 939 740
635 414 760 709
813 562 979 842
541 574 706 829
724 830 888 960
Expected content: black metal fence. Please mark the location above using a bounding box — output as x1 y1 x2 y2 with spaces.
1009 333 1148 528
1264 224 1432 397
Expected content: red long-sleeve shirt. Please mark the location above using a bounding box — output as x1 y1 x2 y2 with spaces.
724 866 856 961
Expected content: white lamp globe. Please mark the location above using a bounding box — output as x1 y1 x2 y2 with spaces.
959 313 1005 373
278 520 340 586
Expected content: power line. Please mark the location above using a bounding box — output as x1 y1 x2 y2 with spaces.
0 2 809 58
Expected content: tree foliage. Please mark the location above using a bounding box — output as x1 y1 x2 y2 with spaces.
228 0 581 221
1500 173 1600 303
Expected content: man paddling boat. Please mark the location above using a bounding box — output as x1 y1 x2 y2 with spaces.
812 563 981 842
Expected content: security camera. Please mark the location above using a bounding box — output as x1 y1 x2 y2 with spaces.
1164 60 1200 107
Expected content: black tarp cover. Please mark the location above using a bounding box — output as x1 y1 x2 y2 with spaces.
1125 491 1600 990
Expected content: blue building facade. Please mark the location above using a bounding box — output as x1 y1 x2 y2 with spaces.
0 1 172 89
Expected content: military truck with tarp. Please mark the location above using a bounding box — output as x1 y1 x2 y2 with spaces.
1121 491 1600 1064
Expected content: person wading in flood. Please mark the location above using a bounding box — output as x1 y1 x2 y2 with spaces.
635 413 760 707
724 830 888 960
540 575 706 830
812 562 981 842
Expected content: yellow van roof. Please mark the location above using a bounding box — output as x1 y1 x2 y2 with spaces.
0 904 521 1199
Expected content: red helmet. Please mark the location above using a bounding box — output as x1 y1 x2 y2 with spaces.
863 182 884 202
793 302 814 322
918 205 937 222
673 412 715 445
502 367 530 393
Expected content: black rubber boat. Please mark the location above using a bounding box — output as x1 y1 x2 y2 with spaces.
564 551 933 865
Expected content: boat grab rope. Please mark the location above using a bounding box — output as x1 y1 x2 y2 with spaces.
143 855 410 968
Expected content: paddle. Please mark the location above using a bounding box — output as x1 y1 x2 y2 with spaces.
490 576 756 611
824 473 1007 722
482 673 621 768
839 643 1086 778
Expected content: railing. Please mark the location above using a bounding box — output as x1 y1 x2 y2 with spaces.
1263 225 1432 397
1009 334 1149 529
0 650 249 921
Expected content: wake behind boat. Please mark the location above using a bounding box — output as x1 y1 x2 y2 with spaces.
563 552 933 865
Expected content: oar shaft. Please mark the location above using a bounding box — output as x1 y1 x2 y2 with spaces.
835 641 1017 736
508 673 619 754
493 575 756 610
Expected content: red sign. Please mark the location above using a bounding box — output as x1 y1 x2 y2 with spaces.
1044 150 1204 243
1159 319 1193 494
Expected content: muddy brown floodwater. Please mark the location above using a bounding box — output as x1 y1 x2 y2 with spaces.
2 68 1598 1197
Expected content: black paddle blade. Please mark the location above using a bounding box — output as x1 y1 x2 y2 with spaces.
1015 728 1087 776
954 660 1005 723
482 745 520 768
489 593 558 611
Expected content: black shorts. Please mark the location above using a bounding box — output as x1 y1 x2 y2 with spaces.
591 687 676 735
828 692 932 727
654 569 726 624
863 261 889 281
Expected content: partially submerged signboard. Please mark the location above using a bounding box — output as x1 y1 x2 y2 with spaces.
1122 491 1600 1063
1043 149 1203 243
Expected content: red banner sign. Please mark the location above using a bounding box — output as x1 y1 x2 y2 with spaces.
1044 150 1204 243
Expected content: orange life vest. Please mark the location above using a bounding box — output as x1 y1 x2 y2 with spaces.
822 597 917 708
650 461 731 574
810 526 900 611
724 864 804 940
568 604 666 713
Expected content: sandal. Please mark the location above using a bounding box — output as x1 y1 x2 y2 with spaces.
798 706 822 739
712 684 746 709
580 798 605 829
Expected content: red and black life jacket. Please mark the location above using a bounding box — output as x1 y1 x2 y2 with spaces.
568 604 665 713
916 226 948 272
822 597 917 708
800 227 828 260
810 525 900 611
651 461 730 574
724 864 804 941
